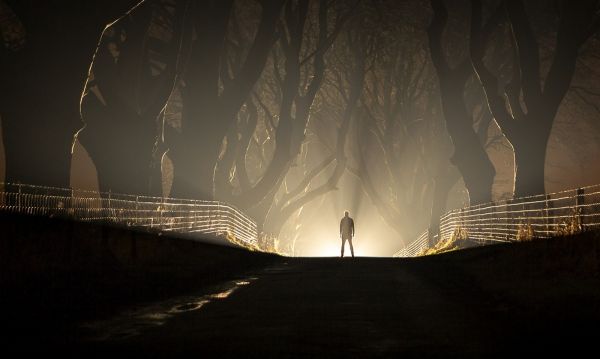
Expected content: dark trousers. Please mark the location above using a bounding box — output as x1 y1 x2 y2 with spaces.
341 236 354 257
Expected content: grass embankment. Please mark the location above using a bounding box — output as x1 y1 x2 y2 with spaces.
420 228 477 255
423 229 600 310
0 212 282 330
455 231 600 300
406 231 600 354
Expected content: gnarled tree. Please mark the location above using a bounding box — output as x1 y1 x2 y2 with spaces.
210 0 354 237
80 0 188 196
169 0 284 200
0 0 140 187
427 0 499 204
471 0 600 197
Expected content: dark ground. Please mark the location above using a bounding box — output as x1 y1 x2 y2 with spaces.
2 218 600 357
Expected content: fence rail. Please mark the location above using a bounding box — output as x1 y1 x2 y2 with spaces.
394 184 600 257
0 183 258 247
394 230 429 258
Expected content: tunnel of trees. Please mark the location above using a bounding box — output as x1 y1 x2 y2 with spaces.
1 0 599 252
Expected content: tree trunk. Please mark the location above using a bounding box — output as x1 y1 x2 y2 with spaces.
168 1 232 200
169 0 283 200
170 130 225 200
440 83 495 205
80 121 157 195
452 139 495 204
428 0 497 206
78 1 186 197
511 126 550 197
470 0 597 199
428 166 460 244
0 0 139 187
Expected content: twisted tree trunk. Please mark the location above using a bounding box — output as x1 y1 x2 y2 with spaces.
0 0 140 187
169 0 284 200
427 0 498 205
470 0 599 197
80 0 187 196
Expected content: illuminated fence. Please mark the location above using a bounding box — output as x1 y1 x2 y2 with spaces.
394 230 429 258
394 184 600 257
0 183 258 247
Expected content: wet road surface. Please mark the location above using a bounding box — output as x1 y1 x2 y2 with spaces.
73 257 516 357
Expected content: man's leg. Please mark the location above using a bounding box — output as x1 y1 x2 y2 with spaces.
349 237 354 258
341 237 345 257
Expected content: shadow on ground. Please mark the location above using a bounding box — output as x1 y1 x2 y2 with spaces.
2 213 599 357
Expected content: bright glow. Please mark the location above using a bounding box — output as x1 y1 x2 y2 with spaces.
281 172 405 257
308 237 343 257
301 233 392 257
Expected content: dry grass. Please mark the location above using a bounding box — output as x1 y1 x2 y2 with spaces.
253 233 289 256
556 207 583 236
420 227 475 255
256 233 278 253
224 232 260 252
516 222 535 241
224 232 285 255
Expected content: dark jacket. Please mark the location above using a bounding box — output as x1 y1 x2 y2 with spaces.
340 216 354 238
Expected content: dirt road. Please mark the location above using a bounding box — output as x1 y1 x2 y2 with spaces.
71 249 600 357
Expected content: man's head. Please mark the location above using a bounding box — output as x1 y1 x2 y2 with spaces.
344 210 349 217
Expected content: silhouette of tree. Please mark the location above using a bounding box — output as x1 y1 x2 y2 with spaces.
350 8 434 239
169 0 284 200
0 0 140 188
263 7 363 234
206 0 354 235
471 0 600 197
79 0 188 196
427 0 500 204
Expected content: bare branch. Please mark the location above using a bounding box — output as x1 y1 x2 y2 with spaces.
470 0 516 137
505 0 542 106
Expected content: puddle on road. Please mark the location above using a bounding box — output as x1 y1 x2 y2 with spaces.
262 262 291 273
81 278 258 341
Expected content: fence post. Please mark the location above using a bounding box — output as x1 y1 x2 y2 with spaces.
69 188 74 218
576 187 585 229
545 194 552 237
195 200 199 230
489 202 495 242
159 197 164 229
208 203 212 232
427 228 433 248
135 195 139 226
227 206 233 238
505 199 511 241
474 205 479 243
480 204 485 242
17 183 22 212
108 190 112 222
217 202 221 236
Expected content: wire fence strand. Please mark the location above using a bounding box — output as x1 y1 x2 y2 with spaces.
394 184 600 257
0 183 258 247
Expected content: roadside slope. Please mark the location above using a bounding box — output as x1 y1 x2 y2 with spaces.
0 213 282 334
74 232 600 357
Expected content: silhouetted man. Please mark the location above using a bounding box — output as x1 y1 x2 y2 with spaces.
340 211 355 258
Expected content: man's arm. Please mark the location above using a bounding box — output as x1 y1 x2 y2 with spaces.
340 219 343 237
351 219 355 236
